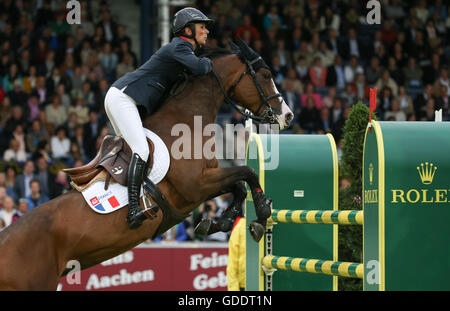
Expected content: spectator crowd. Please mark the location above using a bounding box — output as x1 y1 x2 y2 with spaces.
1 0 449 240
0 0 135 231
197 0 449 144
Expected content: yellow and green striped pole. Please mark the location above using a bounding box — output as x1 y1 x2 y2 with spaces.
270 209 363 225
262 255 363 279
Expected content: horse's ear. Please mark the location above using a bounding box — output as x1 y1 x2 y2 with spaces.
229 41 240 54
236 37 248 51
235 37 251 58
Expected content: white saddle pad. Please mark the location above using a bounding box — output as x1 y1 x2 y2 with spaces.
81 129 170 214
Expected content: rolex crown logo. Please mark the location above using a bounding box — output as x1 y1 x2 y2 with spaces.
417 162 437 185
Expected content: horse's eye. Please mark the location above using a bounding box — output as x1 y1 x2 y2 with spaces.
263 73 271 80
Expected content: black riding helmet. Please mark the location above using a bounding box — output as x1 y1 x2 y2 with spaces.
173 7 214 47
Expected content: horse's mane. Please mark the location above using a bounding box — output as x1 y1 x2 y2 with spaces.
198 47 235 59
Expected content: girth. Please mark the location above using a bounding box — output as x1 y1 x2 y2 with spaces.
142 177 190 239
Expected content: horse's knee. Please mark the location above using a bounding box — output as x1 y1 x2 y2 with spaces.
234 181 247 198
239 166 260 187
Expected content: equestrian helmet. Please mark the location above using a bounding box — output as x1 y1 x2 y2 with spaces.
173 7 213 35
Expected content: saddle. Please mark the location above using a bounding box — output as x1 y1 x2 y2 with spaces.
64 134 189 239
63 135 154 190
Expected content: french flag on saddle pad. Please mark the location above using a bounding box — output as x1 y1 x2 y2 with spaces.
83 183 131 214
90 196 105 212
88 194 120 212
107 196 120 208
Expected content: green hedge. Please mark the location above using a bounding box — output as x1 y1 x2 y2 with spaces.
338 102 378 291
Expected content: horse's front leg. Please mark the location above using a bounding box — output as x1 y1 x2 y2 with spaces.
194 181 246 236
197 166 271 242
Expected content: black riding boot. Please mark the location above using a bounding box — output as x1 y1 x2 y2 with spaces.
126 153 148 229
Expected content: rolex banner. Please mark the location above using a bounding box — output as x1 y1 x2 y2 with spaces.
363 121 450 291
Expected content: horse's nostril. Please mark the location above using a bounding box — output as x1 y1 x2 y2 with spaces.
286 112 294 122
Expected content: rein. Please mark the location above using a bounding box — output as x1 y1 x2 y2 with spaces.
212 56 283 124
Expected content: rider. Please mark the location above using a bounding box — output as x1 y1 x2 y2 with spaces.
104 7 214 229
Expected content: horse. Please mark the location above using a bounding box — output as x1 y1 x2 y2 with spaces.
0 39 293 290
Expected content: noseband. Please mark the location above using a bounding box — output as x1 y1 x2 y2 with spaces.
213 56 283 124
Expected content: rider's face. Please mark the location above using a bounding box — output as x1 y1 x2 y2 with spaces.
194 23 209 46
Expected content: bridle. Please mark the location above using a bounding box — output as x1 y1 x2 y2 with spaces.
212 55 283 124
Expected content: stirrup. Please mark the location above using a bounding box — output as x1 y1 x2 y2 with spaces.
127 181 160 229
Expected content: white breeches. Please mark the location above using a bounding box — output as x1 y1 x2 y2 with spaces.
104 87 150 161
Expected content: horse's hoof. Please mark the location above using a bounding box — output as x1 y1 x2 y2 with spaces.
248 221 265 242
217 218 234 232
194 218 212 235
253 192 273 219
257 198 272 220
260 197 273 218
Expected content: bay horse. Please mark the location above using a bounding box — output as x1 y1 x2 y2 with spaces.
0 39 293 290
